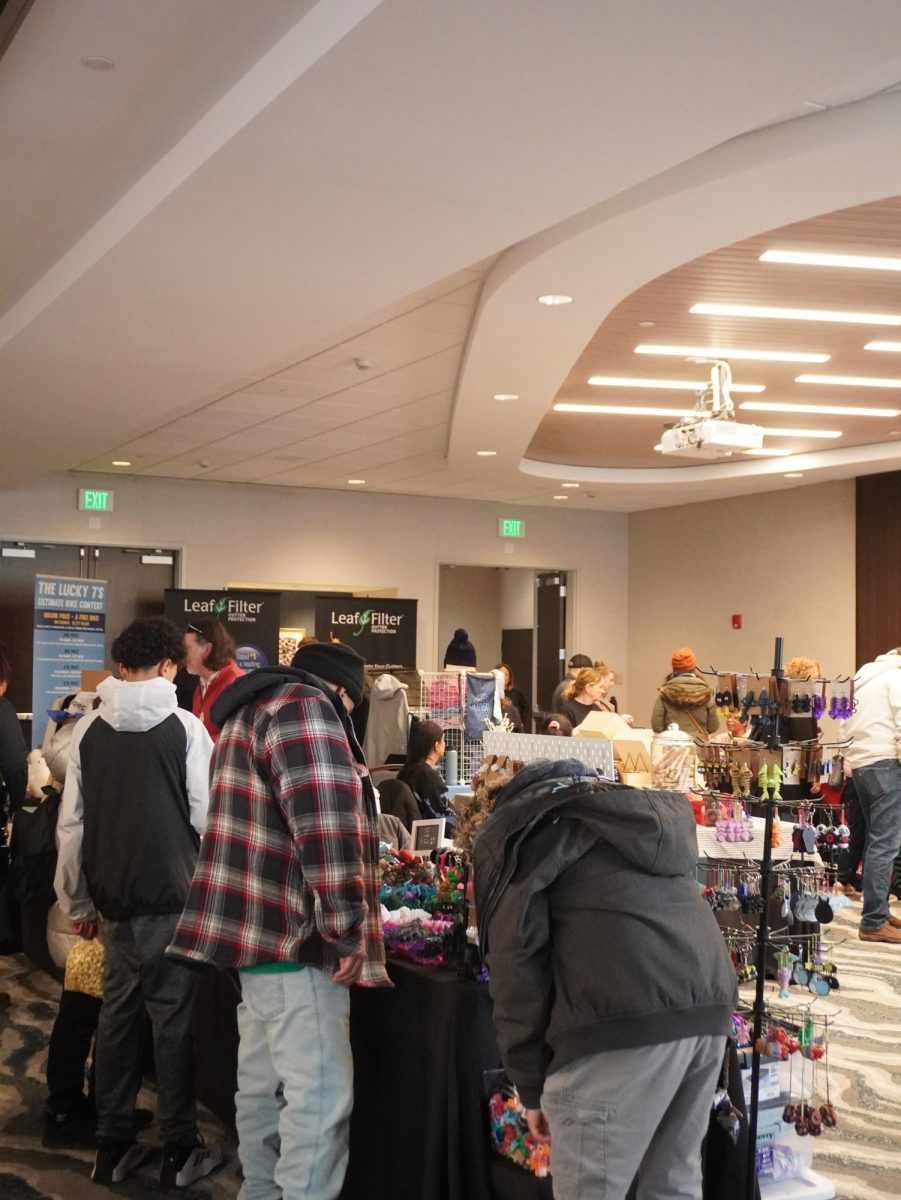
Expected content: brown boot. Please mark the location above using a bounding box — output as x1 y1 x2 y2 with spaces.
888 913 901 929
859 924 901 944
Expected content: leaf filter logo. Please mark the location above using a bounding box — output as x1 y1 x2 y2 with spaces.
353 609 374 637
214 596 228 617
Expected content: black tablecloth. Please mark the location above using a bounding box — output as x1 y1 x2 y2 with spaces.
341 960 502 1200
191 960 756 1200
191 960 524 1200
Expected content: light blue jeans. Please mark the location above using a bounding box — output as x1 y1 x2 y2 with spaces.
541 1035 725 1200
853 760 901 930
236 969 353 1200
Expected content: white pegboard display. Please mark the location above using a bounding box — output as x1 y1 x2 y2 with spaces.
483 730 615 778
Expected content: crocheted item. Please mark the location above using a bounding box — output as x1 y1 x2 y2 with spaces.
488 1092 551 1178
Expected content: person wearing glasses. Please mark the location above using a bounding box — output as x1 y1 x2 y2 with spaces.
183 620 245 740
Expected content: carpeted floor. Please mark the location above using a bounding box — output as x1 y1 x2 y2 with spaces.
1 902 899 1199
801 904 901 1200
0 954 239 1199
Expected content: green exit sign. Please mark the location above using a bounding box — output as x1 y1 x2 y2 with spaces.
78 488 114 512
499 517 525 539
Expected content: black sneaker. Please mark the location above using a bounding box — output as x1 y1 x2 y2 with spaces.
43 1103 97 1147
159 1137 224 1188
92 1138 150 1184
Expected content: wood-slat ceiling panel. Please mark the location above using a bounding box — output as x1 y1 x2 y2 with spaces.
530 196 901 469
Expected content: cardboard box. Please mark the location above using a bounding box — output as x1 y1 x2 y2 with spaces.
576 714 654 775
81 669 113 691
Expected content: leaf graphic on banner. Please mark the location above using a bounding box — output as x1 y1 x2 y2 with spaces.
353 609 374 637
214 597 228 616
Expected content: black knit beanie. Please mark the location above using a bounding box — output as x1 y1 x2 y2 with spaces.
290 641 366 707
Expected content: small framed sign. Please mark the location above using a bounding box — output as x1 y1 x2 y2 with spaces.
409 817 446 857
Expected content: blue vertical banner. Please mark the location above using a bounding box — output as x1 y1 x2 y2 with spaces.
32 574 107 747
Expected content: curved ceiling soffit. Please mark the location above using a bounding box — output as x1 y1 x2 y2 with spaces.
449 89 901 487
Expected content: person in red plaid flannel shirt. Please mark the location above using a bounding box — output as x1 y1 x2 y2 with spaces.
168 640 389 1200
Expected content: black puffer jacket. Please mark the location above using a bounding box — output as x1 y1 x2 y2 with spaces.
473 760 737 1107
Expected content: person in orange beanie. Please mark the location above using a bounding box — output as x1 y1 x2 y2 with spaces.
651 647 719 740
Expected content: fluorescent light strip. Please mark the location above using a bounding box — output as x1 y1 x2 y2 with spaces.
796 373 901 388
690 302 901 326
865 342 901 352
745 448 792 457
740 400 900 418
634 343 829 364
554 403 691 417
759 427 841 439
587 375 764 393
761 249 901 271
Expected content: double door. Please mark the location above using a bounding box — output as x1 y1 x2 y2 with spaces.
0 541 178 714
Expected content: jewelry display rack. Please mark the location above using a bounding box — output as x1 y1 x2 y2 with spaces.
697 637 841 1200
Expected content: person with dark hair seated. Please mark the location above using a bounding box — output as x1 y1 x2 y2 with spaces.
397 720 455 823
376 778 421 832
183 618 245 739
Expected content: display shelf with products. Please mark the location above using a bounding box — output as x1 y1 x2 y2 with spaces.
698 637 843 1200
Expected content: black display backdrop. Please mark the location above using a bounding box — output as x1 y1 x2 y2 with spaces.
314 597 417 669
164 589 281 671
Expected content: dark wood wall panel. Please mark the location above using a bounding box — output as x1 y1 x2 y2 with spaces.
856 471 901 667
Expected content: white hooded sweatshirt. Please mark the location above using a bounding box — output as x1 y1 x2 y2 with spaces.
55 675 212 922
845 650 901 770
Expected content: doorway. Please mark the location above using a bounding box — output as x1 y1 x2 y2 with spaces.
0 540 179 717
436 564 570 726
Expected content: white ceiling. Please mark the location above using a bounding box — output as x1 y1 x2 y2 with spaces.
5 1 901 510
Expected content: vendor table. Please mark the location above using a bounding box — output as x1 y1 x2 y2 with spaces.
192 960 754 1200
191 959 510 1200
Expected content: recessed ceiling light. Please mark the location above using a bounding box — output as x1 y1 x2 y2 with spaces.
553 495 568 500
759 427 841 440
690 302 901 326
81 55 114 70
761 249 901 271
784 472 805 478
587 375 764 393
744 448 793 457
493 393 519 401
537 294 573 306
476 449 498 456
347 478 366 485
740 400 901 417
634 343 829 364
864 341 901 352
111 460 131 467
796 373 901 388
560 482 580 488
554 403 692 417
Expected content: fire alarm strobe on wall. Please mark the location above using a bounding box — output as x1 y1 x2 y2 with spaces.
657 360 763 459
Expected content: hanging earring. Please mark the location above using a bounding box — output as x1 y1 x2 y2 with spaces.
769 764 783 802
758 763 770 802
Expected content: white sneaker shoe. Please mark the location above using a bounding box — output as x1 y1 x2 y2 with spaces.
159 1138 224 1188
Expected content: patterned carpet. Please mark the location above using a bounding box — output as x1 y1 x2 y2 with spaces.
805 904 901 1200
1 903 899 1199
0 954 239 1199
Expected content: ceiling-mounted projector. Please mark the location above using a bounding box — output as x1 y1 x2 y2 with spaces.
655 359 763 459
659 419 763 458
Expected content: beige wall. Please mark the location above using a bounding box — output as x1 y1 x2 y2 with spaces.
627 480 856 729
438 565 502 669
1 471 629 685
499 567 535 630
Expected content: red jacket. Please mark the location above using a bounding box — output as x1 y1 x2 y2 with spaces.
193 660 245 740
